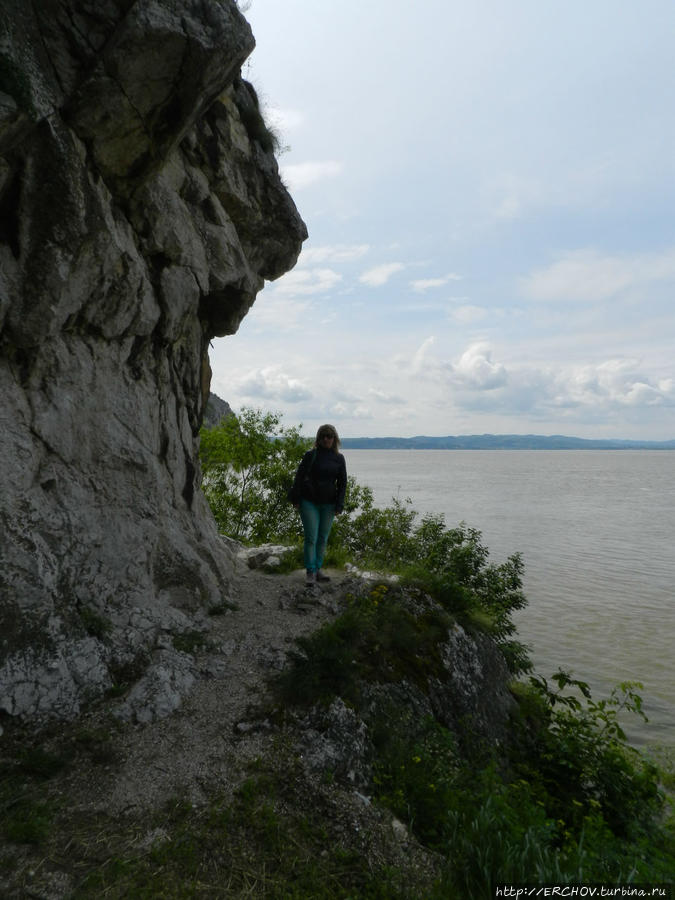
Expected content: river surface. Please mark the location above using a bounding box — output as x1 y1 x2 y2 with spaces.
343 450 675 748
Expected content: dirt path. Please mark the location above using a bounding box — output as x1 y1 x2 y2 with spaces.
1 562 444 899
79 562 355 818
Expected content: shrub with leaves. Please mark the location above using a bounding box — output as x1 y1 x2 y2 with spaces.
199 407 310 543
371 716 461 848
274 580 673 891
522 670 663 837
276 583 451 708
200 408 530 671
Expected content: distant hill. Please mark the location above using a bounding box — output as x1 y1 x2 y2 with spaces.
341 434 675 450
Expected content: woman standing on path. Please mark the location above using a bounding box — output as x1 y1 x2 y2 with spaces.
289 424 347 585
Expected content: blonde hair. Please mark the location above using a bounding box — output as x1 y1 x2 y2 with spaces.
314 424 340 452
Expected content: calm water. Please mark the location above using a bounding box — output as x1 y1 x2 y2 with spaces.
344 450 675 748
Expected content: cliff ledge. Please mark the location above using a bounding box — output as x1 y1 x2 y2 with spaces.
0 0 306 723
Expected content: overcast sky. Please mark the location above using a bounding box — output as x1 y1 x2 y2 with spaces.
209 0 675 440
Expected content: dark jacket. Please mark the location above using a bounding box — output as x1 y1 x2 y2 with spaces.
289 447 347 512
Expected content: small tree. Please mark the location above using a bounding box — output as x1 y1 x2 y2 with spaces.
199 407 310 543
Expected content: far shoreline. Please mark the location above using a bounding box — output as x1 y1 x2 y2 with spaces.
341 436 675 451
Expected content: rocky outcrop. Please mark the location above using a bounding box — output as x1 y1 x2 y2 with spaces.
0 0 306 723
203 391 233 428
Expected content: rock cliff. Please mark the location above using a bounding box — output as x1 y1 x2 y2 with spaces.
0 0 306 723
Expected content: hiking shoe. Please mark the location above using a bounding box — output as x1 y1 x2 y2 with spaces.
316 570 331 582
305 570 316 585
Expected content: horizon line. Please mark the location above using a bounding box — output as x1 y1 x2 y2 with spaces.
339 433 675 445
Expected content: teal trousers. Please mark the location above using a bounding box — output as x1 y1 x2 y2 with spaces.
299 499 335 572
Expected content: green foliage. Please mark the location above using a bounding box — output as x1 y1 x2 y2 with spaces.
199 408 529 671
199 407 310 543
79 606 112 641
369 682 673 892
263 544 304 574
444 775 586 895
0 748 65 847
273 585 672 891
276 584 451 708
334 495 530 672
372 716 460 848
71 766 420 898
2 797 54 845
235 82 282 154
333 495 417 568
522 671 663 837
171 630 209 654
198 407 672 888
71 726 119 766
399 519 529 671
15 747 68 779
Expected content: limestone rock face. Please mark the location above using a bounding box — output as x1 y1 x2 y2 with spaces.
0 0 306 722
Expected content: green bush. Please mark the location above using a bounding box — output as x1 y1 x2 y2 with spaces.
199 409 529 668
273 587 673 891
444 776 585 895
521 671 663 837
371 716 460 847
200 407 309 543
276 583 451 708
200 408 673 888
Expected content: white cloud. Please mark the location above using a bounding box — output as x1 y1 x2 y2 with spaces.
411 336 435 374
368 387 405 404
270 267 342 297
450 342 508 390
280 160 343 190
520 247 675 303
331 386 361 404
450 305 488 324
359 262 405 287
483 173 547 222
410 273 463 292
493 194 522 221
560 358 674 410
246 296 311 331
299 244 370 265
235 367 312 403
330 401 373 419
623 382 664 407
483 160 627 224
438 351 675 422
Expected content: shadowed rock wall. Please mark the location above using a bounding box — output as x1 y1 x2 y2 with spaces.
0 0 306 722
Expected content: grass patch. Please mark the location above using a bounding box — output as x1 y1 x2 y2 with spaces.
207 599 239 615
275 583 452 708
262 545 303 574
372 714 460 848
108 651 150 696
71 725 119 766
171 631 209 654
0 747 66 847
15 747 68 779
69 762 426 898
3 796 54 845
267 579 673 892
79 606 112 641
